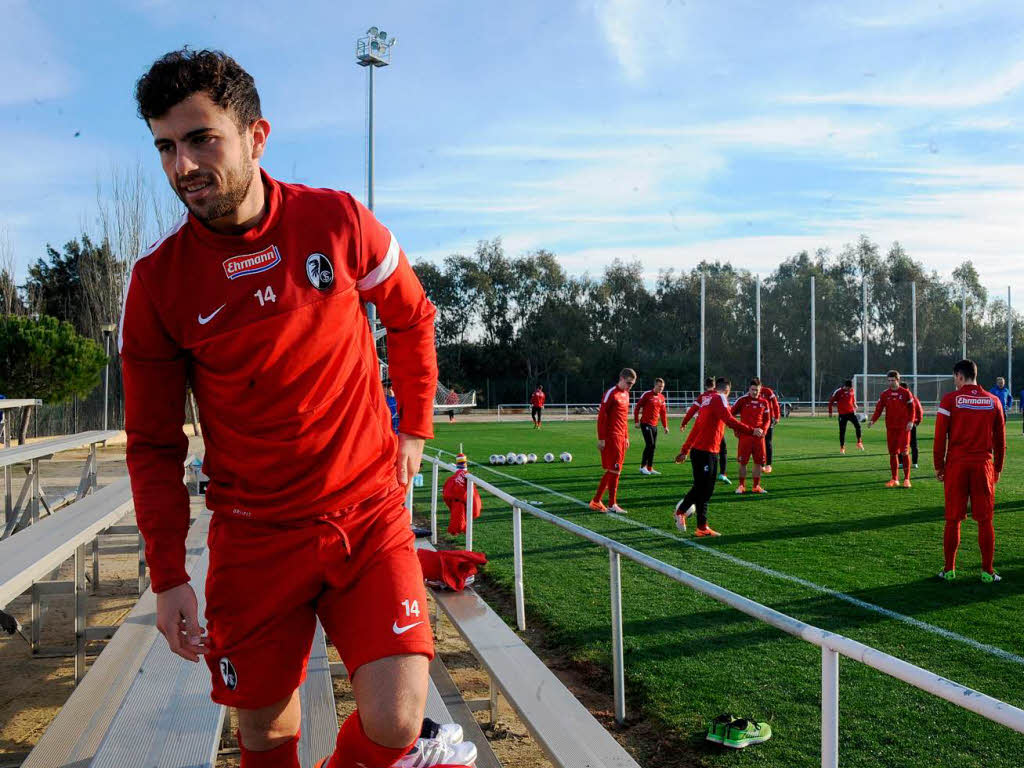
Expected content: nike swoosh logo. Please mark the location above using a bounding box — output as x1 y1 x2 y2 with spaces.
392 620 423 635
198 304 226 325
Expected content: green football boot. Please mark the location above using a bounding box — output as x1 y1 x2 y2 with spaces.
705 713 737 744
722 718 772 749
938 569 956 581
981 570 1001 583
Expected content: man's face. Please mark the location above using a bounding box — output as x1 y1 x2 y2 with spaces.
997 377 1005 388
149 92 265 225
653 381 664 394
888 376 899 390
620 377 636 391
748 384 759 398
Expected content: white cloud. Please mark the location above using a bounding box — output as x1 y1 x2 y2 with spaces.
588 0 691 83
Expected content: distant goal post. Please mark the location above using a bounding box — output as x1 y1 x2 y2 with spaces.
852 374 955 413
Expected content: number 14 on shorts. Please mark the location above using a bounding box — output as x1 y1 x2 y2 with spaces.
401 599 421 617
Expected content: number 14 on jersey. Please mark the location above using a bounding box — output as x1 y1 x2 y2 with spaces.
254 286 277 306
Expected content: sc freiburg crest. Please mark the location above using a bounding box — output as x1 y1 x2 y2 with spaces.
305 252 335 291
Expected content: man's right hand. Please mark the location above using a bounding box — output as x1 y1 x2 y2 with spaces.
597 440 605 451
752 428 764 438
156 583 207 662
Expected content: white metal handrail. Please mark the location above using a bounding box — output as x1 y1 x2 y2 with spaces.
420 453 1024 767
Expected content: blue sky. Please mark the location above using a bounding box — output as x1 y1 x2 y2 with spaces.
4 0 1024 302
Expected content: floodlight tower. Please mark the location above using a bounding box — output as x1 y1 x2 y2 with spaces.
356 26 396 334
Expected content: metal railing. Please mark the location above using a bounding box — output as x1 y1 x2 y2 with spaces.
419 453 1024 767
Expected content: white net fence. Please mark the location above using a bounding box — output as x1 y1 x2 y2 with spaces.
853 374 956 410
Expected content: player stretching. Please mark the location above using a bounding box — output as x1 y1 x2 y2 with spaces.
681 377 731 484
899 382 924 467
124 50 473 768
730 379 771 493
635 378 669 474
530 385 546 429
828 379 863 453
868 370 915 487
590 368 636 514
934 360 1006 582
674 378 761 536
758 383 781 472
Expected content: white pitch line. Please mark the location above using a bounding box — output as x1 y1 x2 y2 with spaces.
435 449 1024 667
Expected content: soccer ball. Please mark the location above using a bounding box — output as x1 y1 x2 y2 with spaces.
488 454 497 465
857 413 868 423
527 453 538 463
495 454 507 465
516 453 528 465
560 452 573 463
506 452 517 464
543 452 555 463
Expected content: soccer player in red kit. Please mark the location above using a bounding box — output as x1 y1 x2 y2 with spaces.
123 50 474 768
674 378 762 536
730 378 771 494
758 384 781 473
634 377 669 474
681 377 731 484
828 379 863 454
934 360 1006 582
590 368 636 514
899 382 924 467
869 370 915 487
530 385 546 429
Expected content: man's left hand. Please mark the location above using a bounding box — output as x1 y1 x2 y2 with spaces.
906 422 914 432
396 433 426 487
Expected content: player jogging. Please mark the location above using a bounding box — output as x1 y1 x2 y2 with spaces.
674 378 762 536
899 382 924 468
758 383 781 473
681 377 731 484
730 378 771 494
634 378 669 475
868 370 915 487
934 360 1006 582
828 379 863 454
530 385 546 429
590 368 636 514
123 50 474 768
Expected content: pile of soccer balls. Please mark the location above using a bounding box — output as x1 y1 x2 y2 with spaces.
489 451 572 465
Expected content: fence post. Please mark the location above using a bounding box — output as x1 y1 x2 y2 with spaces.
430 460 439 545
512 504 526 631
822 646 839 768
609 549 626 724
465 478 474 552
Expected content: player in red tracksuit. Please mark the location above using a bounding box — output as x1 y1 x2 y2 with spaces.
758 384 781 472
124 50 474 768
674 378 761 536
730 378 771 494
934 360 1006 582
442 453 482 536
530 386 546 429
681 377 731 483
634 377 669 475
869 370 916 487
828 379 863 453
900 382 924 467
590 368 636 514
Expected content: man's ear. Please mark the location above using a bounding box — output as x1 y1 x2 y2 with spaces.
250 117 271 160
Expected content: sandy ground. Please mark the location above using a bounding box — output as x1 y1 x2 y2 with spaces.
0 439 565 768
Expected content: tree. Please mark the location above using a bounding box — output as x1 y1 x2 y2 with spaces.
0 314 107 403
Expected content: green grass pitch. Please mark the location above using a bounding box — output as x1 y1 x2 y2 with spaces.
415 415 1024 767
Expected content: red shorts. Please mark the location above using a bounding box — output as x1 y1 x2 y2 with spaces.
736 436 766 465
886 427 910 455
601 441 626 472
943 461 995 522
203 482 433 709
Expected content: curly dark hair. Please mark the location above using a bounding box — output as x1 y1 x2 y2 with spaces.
135 47 262 128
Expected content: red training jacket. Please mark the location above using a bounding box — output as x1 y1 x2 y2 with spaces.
759 385 781 421
730 395 771 436
828 387 857 416
681 393 754 454
681 389 714 428
871 387 914 431
530 390 546 408
597 385 631 443
634 390 668 428
933 385 1006 473
443 469 483 512
121 170 437 593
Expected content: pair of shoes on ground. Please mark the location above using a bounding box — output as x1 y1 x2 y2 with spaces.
841 441 865 454
317 719 476 767
639 467 661 475
673 502 720 537
589 500 629 515
885 478 912 488
735 484 767 495
938 569 1001 583
706 713 772 749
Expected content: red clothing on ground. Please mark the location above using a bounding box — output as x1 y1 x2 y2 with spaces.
828 387 857 416
933 385 1006 475
681 392 754 454
634 390 668 428
597 385 631 443
120 170 437 594
759 386 781 421
530 390 546 408
443 469 482 535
